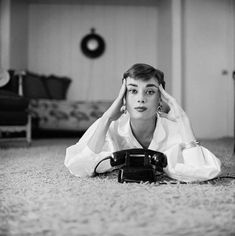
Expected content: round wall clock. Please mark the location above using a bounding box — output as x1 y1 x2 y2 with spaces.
80 28 106 59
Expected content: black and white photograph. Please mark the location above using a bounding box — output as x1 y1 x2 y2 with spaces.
0 0 234 235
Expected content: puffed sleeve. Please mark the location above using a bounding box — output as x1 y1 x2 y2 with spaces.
164 144 221 182
64 119 116 177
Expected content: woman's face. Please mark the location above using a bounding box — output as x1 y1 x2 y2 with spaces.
126 77 160 120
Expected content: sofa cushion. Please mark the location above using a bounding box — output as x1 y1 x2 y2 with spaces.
0 90 29 111
0 111 28 125
23 72 51 99
45 75 71 100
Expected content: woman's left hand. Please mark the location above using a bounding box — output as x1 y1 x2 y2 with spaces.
158 85 196 143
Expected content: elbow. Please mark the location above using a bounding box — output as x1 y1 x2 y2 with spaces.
64 144 110 178
65 160 94 178
209 159 222 179
64 150 95 178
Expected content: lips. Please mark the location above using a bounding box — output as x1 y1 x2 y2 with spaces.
134 106 147 112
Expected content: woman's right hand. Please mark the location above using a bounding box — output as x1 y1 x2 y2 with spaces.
103 79 127 122
88 79 126 153
158 85 196 142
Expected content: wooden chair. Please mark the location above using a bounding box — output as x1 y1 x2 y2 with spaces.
0 70 31 145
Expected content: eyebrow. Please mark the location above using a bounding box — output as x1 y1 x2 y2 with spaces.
127 83 138 87
127 83 158 88
146 84 158 88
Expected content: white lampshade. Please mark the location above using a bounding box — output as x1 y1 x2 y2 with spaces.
0 69 10 87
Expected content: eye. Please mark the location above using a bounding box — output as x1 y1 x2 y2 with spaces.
128 89 138 94
145 90 155 95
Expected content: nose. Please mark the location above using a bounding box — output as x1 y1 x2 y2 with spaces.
137 92 146 104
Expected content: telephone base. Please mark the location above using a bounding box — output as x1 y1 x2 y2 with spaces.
118 167 156 183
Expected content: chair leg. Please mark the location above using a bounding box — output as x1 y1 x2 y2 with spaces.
26 114 32 144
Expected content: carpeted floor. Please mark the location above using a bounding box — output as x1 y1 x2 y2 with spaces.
0 138 235 236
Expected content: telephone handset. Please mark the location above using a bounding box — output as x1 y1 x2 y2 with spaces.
109 148 167 183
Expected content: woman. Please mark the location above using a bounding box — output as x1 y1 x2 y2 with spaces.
64 63 221 182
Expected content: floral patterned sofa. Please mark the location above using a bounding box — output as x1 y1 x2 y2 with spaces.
29 99 111 131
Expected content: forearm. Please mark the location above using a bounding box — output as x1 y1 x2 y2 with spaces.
87 80 126 153
87 113 112 153
164 145 221 182
179 118 196 143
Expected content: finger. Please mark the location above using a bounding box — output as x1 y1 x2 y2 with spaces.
159 91 174 108
161 100 187 123
159 85 177 106
159 85 184 113
118 78 127 98
159 85 171 100
159 85 188 122
158 111 176 122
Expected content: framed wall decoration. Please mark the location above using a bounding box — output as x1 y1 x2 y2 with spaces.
80 28 106 59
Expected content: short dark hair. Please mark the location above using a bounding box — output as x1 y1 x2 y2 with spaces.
123 63 165 89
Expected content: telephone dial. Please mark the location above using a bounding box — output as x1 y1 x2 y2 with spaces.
94 148 168 183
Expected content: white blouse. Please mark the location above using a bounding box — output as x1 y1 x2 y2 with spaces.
64 114 221 182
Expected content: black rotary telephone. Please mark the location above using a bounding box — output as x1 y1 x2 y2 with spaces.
94 148 167 183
